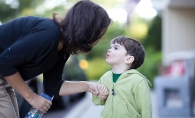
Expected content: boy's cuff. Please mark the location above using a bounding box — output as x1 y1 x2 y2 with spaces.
92 94 105 105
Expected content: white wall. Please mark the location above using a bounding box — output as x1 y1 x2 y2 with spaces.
162 8 195 65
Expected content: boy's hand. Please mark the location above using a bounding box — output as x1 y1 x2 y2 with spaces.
97 84 109 100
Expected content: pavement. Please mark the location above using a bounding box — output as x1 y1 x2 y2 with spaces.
63 92 103 118
62 90 195 118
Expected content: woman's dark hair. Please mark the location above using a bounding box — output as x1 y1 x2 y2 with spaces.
111 36 145 69
53 1 111 54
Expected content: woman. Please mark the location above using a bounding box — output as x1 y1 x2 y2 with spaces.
0 1 111 118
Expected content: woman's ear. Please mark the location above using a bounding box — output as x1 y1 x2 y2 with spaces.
125 55 134 64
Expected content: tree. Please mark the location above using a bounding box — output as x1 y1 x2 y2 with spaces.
0 1 16 22
0 0 43 23
142 15 162 51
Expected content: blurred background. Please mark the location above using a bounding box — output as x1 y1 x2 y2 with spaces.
0 0 195 118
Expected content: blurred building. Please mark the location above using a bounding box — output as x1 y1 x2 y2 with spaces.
151 1 195 117
151 0 195 65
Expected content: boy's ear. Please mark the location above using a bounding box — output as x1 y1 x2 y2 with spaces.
125 55 134 64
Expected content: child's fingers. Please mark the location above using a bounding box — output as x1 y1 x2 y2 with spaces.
101 85 108 93
98 84 109 96
97 84 109 100
98 84 103 89
101 94 108 100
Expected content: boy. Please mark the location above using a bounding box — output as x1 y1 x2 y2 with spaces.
92 36 152 118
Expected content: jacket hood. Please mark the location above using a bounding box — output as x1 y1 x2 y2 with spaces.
124 69 152 87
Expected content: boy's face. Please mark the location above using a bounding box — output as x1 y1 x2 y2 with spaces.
106 43 129 66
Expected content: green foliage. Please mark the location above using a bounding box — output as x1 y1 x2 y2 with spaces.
0 2 16 22
142 15 162 51
84 58 111 80
124 15 151 41
19 0 42 11
137 47 161 88
136 15 162 88
0 0 44 22
62 55 87 81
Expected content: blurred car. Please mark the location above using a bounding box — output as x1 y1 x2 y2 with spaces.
15 55 87 118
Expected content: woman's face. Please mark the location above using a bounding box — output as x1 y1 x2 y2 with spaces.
89 29 105 47
90 37 103 46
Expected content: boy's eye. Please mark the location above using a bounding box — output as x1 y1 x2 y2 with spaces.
114 47 118 50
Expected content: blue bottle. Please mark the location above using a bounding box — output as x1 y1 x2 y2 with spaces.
24 93 54 118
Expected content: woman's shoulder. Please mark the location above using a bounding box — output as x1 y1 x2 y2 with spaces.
1 16 40 27
12 16 43 23
23 16 61 40
16 16 56 28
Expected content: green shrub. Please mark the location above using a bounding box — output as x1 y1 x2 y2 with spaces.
84 58 111 80
137 47 162 89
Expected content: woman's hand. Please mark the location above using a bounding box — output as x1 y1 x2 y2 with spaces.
88 82 109 100
27 93 52 113
4 72 52 113
97 84 109 100
88 82 99 96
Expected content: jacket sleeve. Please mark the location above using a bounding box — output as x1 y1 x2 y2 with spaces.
92 95 105 105
134 80 152 118
92 79 106 105
43 49 70 96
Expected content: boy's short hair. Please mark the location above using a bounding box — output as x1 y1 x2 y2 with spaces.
111 36 145 69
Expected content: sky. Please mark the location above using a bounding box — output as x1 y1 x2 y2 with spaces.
4 0 157 20
41 0 157 24
135 0 157 19
107 0 157 24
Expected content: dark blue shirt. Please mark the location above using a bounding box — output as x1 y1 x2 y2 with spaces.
0 16 70 96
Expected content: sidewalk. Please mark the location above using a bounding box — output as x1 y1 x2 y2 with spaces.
63 92 103 118
63 90 195 118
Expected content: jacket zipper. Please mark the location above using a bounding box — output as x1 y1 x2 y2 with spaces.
111 83 116 118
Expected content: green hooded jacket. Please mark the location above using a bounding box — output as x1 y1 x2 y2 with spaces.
92 69 152 118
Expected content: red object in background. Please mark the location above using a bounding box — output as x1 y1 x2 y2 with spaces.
165 60 186 77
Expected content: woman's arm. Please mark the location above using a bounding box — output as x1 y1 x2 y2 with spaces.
59 81 99 96
4 72 52 113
